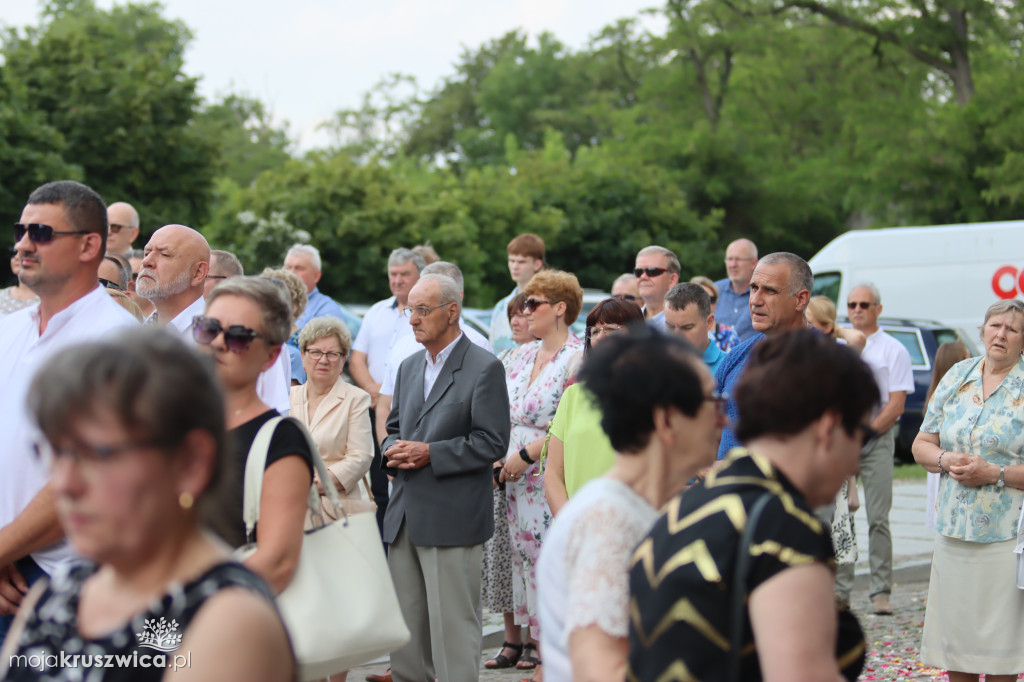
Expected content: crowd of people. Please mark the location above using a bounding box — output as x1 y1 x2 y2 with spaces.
0 179 1019 682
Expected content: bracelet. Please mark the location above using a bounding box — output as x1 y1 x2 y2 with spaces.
519 447 533 465
938 450 946 474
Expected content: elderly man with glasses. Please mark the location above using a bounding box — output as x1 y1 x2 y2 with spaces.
714 238 759 341
105 201 140 256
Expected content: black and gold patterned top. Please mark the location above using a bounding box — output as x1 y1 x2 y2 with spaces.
627 449 865 682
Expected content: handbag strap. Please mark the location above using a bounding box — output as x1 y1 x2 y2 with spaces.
727 491 773 682
241 415 348 543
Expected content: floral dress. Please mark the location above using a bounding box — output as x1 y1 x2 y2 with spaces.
504 335 584 632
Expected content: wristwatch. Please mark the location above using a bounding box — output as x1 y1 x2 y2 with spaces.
998 465 1006 489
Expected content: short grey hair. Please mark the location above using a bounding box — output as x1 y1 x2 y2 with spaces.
421 261 464 294
388 247 426 273
205 276 292 345
211 250 244 277
983 299 1024 327
665 282 711 318
850 282 882 306
103 253 132 290
759 252 813 296
298 316 352 355
287 244 322 271
637 245 681 275
418 273 461 313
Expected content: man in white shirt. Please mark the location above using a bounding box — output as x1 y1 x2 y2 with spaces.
838 283 915 615
489 233 546 355
0 181 138 642
136 223 210 334
376 262 493 443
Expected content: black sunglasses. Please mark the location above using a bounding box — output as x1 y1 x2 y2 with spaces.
524 297 551 313
191 315 267 353
15 223 90 244
847 301 873 310
634 267 668 278
614 294 639 302
98 277 125 292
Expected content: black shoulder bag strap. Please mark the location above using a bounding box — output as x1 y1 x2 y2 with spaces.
727 492 773 682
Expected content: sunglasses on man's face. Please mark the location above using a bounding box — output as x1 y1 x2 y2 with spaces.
634 267 668 279
14 223 90 244
98 278 125 292
191 315 267 353
847 301 874 310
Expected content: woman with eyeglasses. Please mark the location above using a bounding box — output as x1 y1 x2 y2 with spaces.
290 316 373 515
912 300 1024 682
543 298 645 516
690 276 740 352
0 248 39 316
194 276 314 595
628 330 876 682
0 330 295 681
537 329 725 681
498 269 584 679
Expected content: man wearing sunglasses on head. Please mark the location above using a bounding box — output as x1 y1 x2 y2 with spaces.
634 245 681 332
0 181 139 644
840 283 914 616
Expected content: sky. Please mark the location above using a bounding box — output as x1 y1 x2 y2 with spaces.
0 0 666 150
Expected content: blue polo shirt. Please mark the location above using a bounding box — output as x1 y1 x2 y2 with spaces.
713 278 755 341
703 336 726 379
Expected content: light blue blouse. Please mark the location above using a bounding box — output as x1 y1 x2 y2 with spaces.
922 355 1024 543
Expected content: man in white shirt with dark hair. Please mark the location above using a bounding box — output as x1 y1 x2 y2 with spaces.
0 181 138 643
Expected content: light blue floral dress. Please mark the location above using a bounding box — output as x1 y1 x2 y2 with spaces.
922 355 1024 543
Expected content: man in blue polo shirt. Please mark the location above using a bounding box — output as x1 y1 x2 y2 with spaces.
714 238 758 341
663 283 726 377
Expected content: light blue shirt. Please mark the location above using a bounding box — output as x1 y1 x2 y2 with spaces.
289 288 361 383
490 287 519 355
714 278 755 341
703 338 726 379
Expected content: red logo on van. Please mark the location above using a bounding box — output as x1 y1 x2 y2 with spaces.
992 266 1024 299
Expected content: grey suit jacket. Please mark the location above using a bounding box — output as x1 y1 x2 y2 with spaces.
382 334 510 547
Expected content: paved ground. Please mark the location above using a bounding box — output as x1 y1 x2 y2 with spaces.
351 480 986 682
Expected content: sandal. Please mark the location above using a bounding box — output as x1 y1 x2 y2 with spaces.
516 642 540 670
484 641 523 669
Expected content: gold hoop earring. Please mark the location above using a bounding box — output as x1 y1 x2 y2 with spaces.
179 492 194 510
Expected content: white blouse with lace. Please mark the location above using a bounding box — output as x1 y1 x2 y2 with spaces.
538 477 659 680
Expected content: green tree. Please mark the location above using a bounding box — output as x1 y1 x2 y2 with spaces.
1 0 218 233
193 93 293 188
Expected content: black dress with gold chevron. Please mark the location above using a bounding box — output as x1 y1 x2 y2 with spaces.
626 449 865 682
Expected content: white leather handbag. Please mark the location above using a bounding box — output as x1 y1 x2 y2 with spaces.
235 416 410 680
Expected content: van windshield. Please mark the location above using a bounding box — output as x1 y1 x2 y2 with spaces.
812 272 841 304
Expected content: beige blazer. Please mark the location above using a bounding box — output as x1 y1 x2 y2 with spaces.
290 378 374 502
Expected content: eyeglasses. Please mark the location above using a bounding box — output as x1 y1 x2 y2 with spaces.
191 315 267 353
9 246 17 257
205 275 228 281
14 223 90 244
586 324 624 340
634 267 668 279
858 422 879 454
402 303 451 319
32 438 159 470
523 298 551 313
725 257 754 264
847 301 873 310
306 348 344 362
98 277 125 292
108 223 130 234
613 294 639 302
705 390 729 416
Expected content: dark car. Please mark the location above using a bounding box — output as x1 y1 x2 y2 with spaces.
841 317 978 463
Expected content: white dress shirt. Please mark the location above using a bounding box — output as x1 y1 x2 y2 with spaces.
380 319 492 398
351 296 413 383
423 333 464 400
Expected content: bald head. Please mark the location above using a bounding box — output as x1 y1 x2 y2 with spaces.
137 225 210 317
106 202 140 255
724 238 758 292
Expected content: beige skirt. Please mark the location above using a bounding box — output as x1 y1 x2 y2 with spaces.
921 534 1024 674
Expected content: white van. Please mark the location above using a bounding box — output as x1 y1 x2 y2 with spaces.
808 220 1024 335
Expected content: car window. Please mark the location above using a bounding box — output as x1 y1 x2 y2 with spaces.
883 327 929 370
811 272 841 304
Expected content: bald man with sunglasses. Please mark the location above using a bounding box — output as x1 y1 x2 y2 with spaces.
0 181 138 643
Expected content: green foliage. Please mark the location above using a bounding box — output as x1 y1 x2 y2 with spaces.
1 0 217 233
193 94 293 189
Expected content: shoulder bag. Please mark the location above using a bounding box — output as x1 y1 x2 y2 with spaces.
235 416 410 680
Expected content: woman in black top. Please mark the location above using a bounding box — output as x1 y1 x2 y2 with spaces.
0 330 295 681
197 276 313 594
628 330 878 682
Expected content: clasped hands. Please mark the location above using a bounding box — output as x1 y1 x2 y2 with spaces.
385 440 431 470
0 563 29 615
944 451 1000 487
